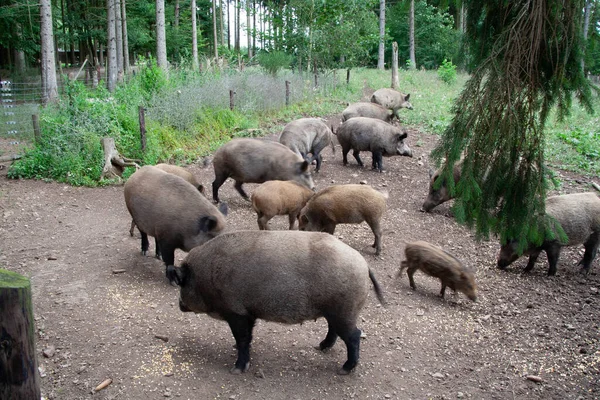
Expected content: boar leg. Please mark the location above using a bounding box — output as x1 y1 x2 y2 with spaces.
158 241 177 280
317 318 339 351
579 231 599 273
338 325 362 374
407 266 417 290
155 238 162 259
140 232 150 256
523 250 541 272
545 243 562 276
212 171 230 203
371 151 383 173
342 146 350 165
440 283 447 298
368 220 383 255
314 153 323 173
352 150 364 167
257 213 271 230
129 219 136 236
233 181 250 200
226 314 256 374
287 213 297 230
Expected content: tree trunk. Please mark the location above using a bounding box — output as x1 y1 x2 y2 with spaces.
40 0 58 105
252 0 256 56
0 269 41 400
174 0 180 61
213 0 219 59
582 0 593 71
156 0 168 71
377 0 385 70
115 0 124 81
101 137 140 180
247 1 252 58
227 0 231 50
219 0 224 46
235 0 240 53
121 0 130 75
192 0 199 70
391 41 399 89
107 0 117 92
408 0 416 69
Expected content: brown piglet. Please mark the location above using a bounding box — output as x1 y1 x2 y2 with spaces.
251 180 315 230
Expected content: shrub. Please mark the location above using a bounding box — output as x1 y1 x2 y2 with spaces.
437 59 457 84
257 51 293 76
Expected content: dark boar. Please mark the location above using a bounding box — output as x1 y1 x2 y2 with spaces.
370 88 413 117
497 192 600 276
422 159 463 212
336 117 413 172
124 166 227 280
278 118 335 172
342 102 396 124
398 241 477 301
299 184 388 255
129 163 206 236
212 138 314 203
251 180 315 230
173 230 385 375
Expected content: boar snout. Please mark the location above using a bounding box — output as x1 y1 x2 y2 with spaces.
179 298 192 312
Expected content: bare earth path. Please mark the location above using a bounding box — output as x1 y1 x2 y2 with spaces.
1 125 599 400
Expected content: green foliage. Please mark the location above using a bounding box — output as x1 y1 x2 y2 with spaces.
257 51 293 76
437 59 457 84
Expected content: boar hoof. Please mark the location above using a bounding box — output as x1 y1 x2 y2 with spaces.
230 363 250 374
337 367 353 375
141 250 147 256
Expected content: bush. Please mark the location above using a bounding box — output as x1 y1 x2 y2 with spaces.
257 51 293 76
437 59 457 84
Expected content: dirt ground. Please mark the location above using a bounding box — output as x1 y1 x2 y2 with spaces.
1 110 600 400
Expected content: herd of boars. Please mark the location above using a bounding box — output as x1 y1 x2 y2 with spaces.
123 87 600 375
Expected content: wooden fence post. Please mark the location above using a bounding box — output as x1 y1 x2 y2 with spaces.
31 114 41 143
285 81 290 106
229 90 235 111
346 68 351 85
0 269 41 400
138 106 146 152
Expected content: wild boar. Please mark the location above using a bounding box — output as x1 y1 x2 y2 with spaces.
497 192 600 276
341 102 396 124
251 180 315 230
299 184 388 255
422 159 463 212
173 230 385 374
398 241 477 301
129 163 206 236
278 118 334 173
335 117 413 172
370 88 413 117
124 165 227 280
212 138 315 203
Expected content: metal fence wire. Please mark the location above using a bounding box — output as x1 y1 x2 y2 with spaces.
1 81 41 143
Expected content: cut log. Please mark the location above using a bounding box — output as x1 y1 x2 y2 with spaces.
100 137 140 180
0 154 22 163
0 269 41 399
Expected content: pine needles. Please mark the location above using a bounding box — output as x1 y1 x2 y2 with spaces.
432 0 592 249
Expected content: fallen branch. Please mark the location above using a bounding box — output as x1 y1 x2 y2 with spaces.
100 137 140 180
0 154 22 162
591 182 600 192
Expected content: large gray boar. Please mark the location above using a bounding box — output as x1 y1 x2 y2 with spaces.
129 163 206 236
299 184 388 255
212 138 314 203
124 166 227 280
251 180 314 230
173 230 385 375
370 88 413 117
336 117 413 172
342 102 396 123
422 160 463 212
398 241 477 301
278 118 334 172
497 192 600 276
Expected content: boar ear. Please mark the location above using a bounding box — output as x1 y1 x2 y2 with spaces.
197 184 206 195
297 160 310 173
404 93 410 101
397 132 408 141
166 265 184 286
198 215 218 233
218 202 228 216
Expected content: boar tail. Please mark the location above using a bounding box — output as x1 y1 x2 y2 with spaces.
368 269 386 306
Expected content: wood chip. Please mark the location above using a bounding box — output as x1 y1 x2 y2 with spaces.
155 334 169 342
94 378 112 392
112 269 127 274
526 375 543 383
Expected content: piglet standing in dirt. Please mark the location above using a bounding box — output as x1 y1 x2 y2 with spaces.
129 163 206 236
299 184 388 255
497 192 600 276
278 118 335 173
251 180 314 230
124 165 227 281
370 88 413 117
398 241 478 301
422 160 463 212
335 117 413 172
212 138 314 203
173 230 385 375
342 102 396 124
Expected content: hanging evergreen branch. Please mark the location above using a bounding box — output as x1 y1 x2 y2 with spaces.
431 0 593 249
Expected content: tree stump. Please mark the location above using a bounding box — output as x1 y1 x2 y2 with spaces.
101 137 140 180
0 269 41 400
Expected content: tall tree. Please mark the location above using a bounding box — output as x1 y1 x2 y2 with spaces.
432 0 592 246
247 1 252 58
40 0 58 104
219 0 225 46
115 0 124 80
192 0 199 70
107 0 117 92
227 0 231 49
156 0 168 70
121 0 130 74
377 0 385 69
212 0 219 58
408 0 416 69
582 0 593 71
235 0 240 53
